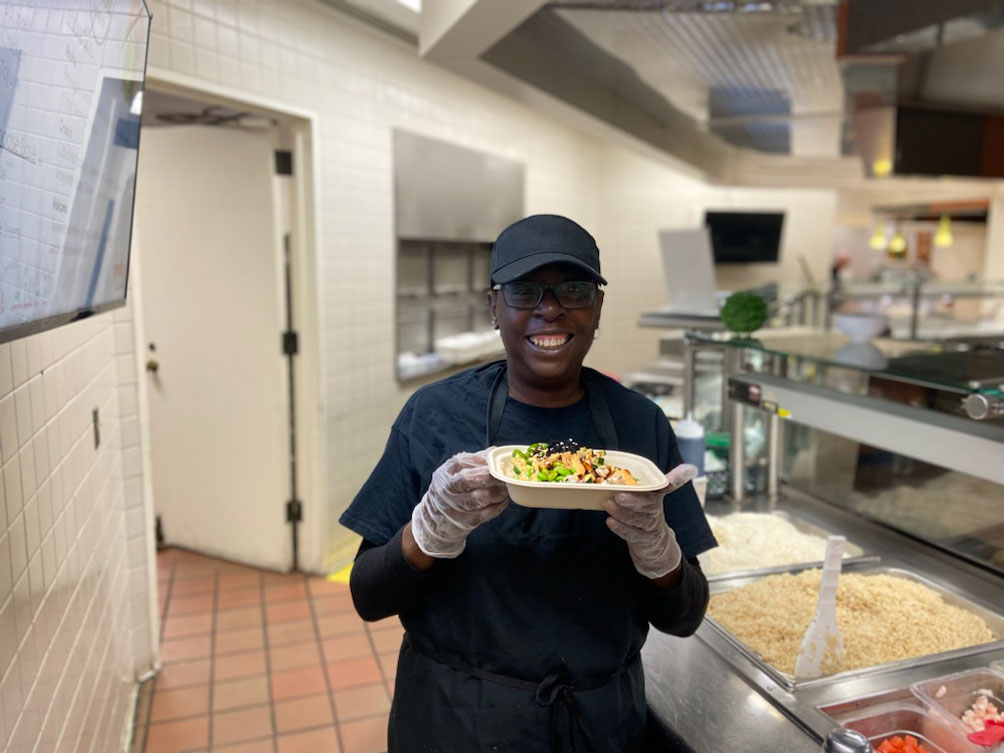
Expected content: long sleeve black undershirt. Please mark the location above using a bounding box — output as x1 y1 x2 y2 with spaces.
348 528 710 636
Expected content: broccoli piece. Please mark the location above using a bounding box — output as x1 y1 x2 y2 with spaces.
720 292 768 334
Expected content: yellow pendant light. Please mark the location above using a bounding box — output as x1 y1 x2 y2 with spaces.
869 222 887 250
889 226 907 255
934 215 953 247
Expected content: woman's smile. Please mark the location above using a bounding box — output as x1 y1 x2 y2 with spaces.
527 333 573 351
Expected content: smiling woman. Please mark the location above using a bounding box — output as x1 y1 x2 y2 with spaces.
338 214 716 753
488 217 606 407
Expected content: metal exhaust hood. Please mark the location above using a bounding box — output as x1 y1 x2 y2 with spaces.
839 0 1004 179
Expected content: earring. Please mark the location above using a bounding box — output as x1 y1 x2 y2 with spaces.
593 328 600 340
492 320 499 330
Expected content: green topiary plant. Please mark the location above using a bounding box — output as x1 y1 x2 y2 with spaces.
720 292 768 335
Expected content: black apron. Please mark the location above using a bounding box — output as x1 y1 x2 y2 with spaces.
391 367 647 753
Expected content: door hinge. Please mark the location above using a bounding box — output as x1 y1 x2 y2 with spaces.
274 150 293 176
286 499 303 523
282 331 299 355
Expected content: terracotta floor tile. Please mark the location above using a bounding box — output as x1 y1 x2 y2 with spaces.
156 659 211 690
216 607 263 632
268 642 322 672
162 634 213 664
368 630 401 655
306 577 349 596
212 705 273 746
261 571 301 585
215 626 264 655
213 739 274 753
377 653 397 679
163 614 214 640
339 715 387 753
266 620 316 647
333 683 390 723
217 587 261 611
273 693 333 733
217 572 261 590
275 726 340 753
171 577 216 597
326 657 382 692
168 594 215 617
266 600 312 624
145 716 209 753
214 650 267 682
212 675 269 712
265 581 307 603
310 594 354 616
270 666 327 702
315 614 365 638
321 634 372 663
150 685 211 723
174 564 216 580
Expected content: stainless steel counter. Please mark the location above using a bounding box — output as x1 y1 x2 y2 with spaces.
643 490 1004 752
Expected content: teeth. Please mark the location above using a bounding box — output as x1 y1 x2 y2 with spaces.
529 335 569 350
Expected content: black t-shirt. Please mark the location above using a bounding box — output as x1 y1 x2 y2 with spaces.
339 361 716 751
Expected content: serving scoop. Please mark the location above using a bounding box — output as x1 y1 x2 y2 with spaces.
794 535 846 679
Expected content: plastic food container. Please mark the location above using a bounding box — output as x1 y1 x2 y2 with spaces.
839 701 980 753
487 445 667 510
913 669 1004 741
991 661 1004 679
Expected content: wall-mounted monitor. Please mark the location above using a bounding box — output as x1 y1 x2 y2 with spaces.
704 211 784 264
0 1 150 344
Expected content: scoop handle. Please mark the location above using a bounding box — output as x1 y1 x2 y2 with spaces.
818 535 846 601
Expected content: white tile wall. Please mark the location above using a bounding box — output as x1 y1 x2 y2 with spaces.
141 0 840 572
0 299 149 752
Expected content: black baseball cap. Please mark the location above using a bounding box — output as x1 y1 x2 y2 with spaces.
490 214 607 285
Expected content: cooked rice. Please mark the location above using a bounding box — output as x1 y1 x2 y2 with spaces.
707 571 996 675
704 512 850 575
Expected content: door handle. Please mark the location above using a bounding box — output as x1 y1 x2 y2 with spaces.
146 358 159 374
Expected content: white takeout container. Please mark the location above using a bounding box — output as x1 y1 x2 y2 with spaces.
487 445 669 511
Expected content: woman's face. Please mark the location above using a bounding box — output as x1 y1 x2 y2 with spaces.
489 263 604 390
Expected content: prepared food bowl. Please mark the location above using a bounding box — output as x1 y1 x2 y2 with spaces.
487 444 668 510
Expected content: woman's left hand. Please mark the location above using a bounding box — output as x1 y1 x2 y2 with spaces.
603 464 698 579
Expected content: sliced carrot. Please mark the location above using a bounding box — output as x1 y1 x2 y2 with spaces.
903 735 917 747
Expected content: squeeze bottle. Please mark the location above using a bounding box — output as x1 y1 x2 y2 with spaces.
674 413 705 477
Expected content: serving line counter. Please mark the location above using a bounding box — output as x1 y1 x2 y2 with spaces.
644 490 1004 752
642 329 1004 752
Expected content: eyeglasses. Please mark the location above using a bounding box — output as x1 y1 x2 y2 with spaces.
494 280 598 309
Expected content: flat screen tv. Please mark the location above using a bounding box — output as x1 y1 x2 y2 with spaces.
0 2 150 344
704 211 784 264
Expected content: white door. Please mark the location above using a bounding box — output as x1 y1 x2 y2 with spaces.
134 125 291 571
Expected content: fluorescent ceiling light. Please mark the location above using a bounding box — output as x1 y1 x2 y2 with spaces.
396 0 421 11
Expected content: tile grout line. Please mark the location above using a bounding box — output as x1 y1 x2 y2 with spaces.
305 576 348 753
257 570 280 753
207 566 221 751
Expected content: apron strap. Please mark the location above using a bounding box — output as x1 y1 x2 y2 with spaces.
486 366 619 449
404 633 637 753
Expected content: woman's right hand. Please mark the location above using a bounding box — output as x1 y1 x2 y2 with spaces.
410 449 510 559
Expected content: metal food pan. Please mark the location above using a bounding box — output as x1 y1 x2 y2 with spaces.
705 509 875 582
704 565 1004 691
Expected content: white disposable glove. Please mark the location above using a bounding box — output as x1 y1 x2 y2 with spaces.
603 464 698 579
410 449 510 559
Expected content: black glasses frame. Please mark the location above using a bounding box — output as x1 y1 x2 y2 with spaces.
493 281 598 309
